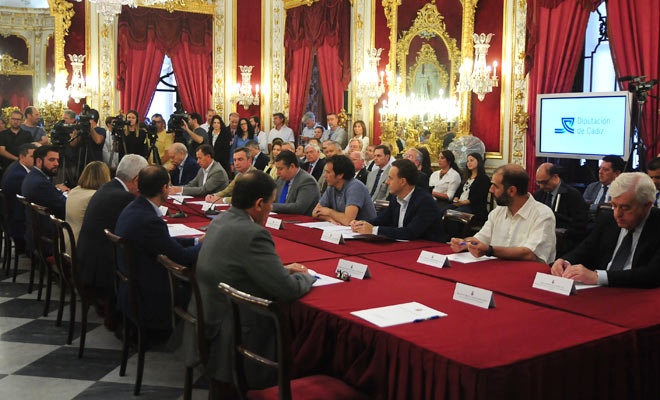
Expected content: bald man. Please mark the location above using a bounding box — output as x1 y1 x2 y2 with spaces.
168 142 200 186
533 163 588 253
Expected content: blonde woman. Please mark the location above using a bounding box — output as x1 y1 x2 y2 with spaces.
265 138 283 180
65 161 111 251
344 120 369 155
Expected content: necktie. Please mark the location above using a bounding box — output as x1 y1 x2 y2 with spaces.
370 169 383 196
178 166 184 185
308 163 313 174
609 231 633 271
598 185 609 204
279 180 290 203
655 192 659 207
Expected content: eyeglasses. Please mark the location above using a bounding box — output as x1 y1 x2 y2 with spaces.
10 118 22 121
536 179 550 185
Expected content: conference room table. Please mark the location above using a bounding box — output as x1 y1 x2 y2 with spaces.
164 199 650 399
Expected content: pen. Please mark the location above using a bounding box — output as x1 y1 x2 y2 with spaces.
413 315 441 323
459 241 479 246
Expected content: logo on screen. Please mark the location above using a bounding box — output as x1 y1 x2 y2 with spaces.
554 117 575 134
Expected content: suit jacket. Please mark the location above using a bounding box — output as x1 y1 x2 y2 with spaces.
209 128 232 174
115 196 201 330
170 155 200 186
322 127 348 149
366 164 391 201
454 174 491 224
562 207 660 288
355 167 368 184
416 170 430 193
1 161 29 241
272 169 320 216
21 168 66 252
252 152 269 171
181 161 229 197
582 181 605 203
301 158 326 181
534 180 588 243
77 179 135 295
215 165 258 203
370 187 445 241
184 206 314 386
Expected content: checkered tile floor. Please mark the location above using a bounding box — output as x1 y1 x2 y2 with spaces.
0 255 209 399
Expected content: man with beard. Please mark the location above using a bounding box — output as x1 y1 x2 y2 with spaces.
21 145 69 251
450 164 556 264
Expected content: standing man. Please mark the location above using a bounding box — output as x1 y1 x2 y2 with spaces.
302 143 325 181
583 155 625 214
182 113 209 156
552 173 660 287
149 113 174 165
450 164 556 264
366 145 392 201
322 113 347 149
267 113 295 152
0 110 33 169
272 150 320 216
69 108 105 163
168 144 229 197
167 142 200 186
646 157 660 208
300 112 320 144
102 116 119 170
21 106 48 144
200 108 215 132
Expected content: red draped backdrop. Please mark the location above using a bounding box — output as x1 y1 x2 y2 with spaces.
285 0 350 137
117 7 212 118
525 0 601 188
607 0 660 160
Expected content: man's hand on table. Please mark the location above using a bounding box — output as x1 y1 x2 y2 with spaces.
284 263 310 274
168 186 182 195
562 264 598 285
551 258 571 276
205 194 222 203
350 220 373 234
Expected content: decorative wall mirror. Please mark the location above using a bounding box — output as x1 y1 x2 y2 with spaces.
408 43 449 101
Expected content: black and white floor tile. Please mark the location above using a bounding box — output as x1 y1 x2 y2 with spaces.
0 255 209 399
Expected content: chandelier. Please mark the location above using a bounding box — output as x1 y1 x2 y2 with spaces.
231 65 260 109
67 54 89 103
457 33 499 101
355 48 386 102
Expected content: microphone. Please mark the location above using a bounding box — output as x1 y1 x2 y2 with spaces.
205 196 223 216
167 197 188 218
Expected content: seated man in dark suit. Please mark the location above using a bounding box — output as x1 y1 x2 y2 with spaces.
552 172 660 288
403 148 430 191
350 159 445 241
246 140 269 170
534 163 588 252
168 144 228 197
21 145 69 252
115 165 202 332
272 150 320 216
185 170 314 390
167 142 200 186
301 143 325 181
583 155 625 216
1 143 37 252
77 154 148 311
349 151 368 184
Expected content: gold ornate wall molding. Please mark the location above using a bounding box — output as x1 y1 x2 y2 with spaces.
0 54 33 76
407 43 449 93
284 0 321 9
212 1 227 116
510 0 527 166
267 0 287 128
137 0 215 14
47 0 74 79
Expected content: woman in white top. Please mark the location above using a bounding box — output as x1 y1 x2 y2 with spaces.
344 120 370 155
429 150 462 207
250 115 268 154
65 161 111 252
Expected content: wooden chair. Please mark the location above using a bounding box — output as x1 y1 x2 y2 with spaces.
157 255 208 400
32 204 65 321
443 209 477 238
596 202 613 218
104 228 147 396
0 189 20 281
16 195 43 297
219 282 370 400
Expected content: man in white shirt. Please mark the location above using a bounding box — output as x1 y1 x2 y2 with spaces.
267 112 294 152
647 157 660 208
250 115 268 154
200 108 216 132
450 164 556 264
168 144 229 196
300 112 320 144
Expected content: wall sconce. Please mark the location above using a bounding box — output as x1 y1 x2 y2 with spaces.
231 65 260 109
457 33 499 101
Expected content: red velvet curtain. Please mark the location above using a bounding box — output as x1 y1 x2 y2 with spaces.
607 0 660 160
285 0 351 135
525 0 599 188
117 7 213 116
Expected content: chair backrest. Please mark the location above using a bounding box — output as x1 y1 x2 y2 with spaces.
104 229 142 326
51 216 84 298
16 194 37 250
32 203 56 253
0 189 7 230
156 255 208 366
596 202 613 218
443 209 475 238
218 282 292 400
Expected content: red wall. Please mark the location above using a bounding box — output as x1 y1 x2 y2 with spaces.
236 0 262 120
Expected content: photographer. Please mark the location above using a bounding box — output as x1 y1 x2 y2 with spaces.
149 113 174 165
103 116 119 169
182 112 209 156
70 108 105 163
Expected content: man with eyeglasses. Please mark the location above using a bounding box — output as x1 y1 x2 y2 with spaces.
0 110 33 169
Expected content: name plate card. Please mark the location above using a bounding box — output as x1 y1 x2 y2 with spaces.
416 250 450 269
159 206 170 216
321 230 344 244
201 202 214 212
453 283 496 309
532 272 576 296
265 217 283 230
335 259 371 280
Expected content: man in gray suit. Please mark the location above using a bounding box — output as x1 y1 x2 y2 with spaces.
366 144 392 201
168 144 229 196
185 170 315 390
272 150 320 216
321 113 347 149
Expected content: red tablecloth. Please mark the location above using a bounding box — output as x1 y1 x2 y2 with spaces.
288 257 638 399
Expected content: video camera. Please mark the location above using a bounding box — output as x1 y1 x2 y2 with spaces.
50 105 93 147
168 102 189 144
142 119 159 145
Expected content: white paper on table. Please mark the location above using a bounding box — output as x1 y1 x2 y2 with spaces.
168 195 193 204
447 252 496 264
167 224 204 237
296 221 347 230
307 269 343 287
575 283 599 291
350 301 447 328
187 200 210 206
